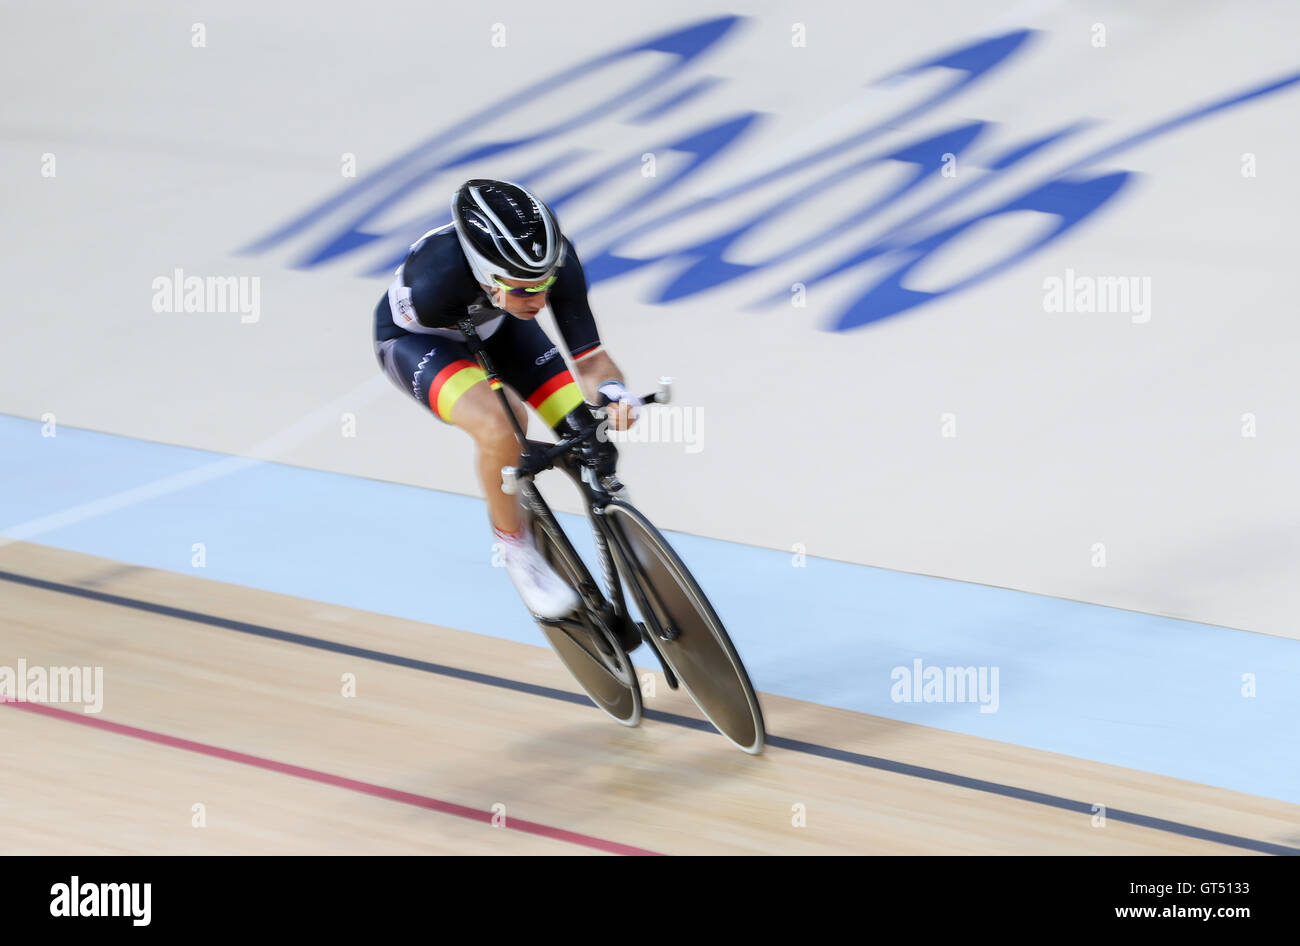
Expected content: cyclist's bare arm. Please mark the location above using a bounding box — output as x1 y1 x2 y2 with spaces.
573 348 636 430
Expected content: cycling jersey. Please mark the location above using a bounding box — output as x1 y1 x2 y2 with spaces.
379 223 602 353
373 224 603 425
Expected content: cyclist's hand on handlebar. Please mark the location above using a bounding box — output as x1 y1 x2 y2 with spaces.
606 399 638 431
596 381 642 431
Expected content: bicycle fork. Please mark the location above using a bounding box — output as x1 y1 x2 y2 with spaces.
594 509 681 691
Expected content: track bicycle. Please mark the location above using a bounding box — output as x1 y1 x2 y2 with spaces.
458 318 765 754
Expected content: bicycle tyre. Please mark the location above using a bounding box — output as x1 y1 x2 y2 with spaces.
527 504 642 728
603 500 764 754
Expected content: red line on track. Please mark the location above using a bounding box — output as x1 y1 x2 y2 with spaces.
2 699 664 856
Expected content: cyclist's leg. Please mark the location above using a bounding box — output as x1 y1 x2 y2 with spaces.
375 299 579 617
446 380 530 534
374 302 527 533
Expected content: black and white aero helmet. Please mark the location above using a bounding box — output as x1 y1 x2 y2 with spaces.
451 179 566 287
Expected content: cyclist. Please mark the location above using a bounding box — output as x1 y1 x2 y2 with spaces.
373 179 641 620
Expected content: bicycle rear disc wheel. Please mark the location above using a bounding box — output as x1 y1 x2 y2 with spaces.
531 510 641 727
604 501 764 754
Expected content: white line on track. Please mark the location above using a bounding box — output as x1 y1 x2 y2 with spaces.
1 376 392 548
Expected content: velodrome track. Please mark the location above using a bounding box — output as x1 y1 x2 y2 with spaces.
5 4 1300 856
4 540 1297 856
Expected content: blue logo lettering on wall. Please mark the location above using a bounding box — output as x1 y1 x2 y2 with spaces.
241 17 1300 331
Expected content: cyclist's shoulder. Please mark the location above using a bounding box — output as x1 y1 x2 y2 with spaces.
551 234 593 300
385 224 489 329
404 226 479 297
404 224 467 278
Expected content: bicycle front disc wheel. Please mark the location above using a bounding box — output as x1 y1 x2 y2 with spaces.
604 501 764 754
531 509 641 728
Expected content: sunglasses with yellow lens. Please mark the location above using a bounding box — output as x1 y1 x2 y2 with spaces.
493 273 557 297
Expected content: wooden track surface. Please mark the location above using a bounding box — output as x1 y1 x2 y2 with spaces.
2 542 1296 855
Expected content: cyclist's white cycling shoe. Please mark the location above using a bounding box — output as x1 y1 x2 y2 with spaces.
497 528 580 619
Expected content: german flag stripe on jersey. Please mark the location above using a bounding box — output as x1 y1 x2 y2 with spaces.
429 359 487 421
527 370 585 428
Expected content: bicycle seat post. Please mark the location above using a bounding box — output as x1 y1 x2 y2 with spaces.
457 318 530 447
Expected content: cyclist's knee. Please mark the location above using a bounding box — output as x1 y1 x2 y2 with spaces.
475 417 520 458
453 394 520 456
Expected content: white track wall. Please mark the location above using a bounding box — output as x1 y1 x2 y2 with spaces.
3 1 1298 635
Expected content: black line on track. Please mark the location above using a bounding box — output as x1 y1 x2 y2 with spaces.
4 567 1296 856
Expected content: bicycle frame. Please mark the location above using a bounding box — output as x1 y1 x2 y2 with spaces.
456 318 680 688
520 444 681 690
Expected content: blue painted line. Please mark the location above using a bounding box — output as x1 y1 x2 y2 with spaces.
2 567 1293 855
4 413 1300 804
